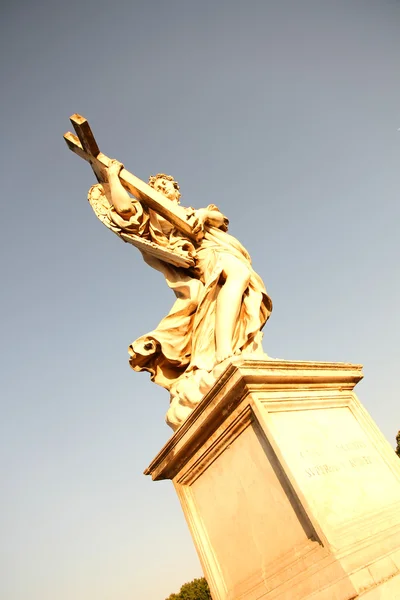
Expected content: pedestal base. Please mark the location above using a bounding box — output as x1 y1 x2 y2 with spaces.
145 360 400 599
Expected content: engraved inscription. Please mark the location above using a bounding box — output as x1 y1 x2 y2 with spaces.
270 407 400 534
300 439 376 479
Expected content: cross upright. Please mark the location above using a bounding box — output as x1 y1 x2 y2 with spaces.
64 114 201 241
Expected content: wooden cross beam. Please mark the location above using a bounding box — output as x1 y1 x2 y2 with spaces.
64 114 200 241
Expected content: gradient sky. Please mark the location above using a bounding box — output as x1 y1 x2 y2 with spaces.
1 1 400 599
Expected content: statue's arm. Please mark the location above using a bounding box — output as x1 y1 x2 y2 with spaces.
204 208 229 230
107 160 136 220
192 206 229 235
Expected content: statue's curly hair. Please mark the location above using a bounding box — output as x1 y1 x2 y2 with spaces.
148 173 181 201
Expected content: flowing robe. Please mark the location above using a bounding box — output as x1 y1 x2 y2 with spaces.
111 203 273 391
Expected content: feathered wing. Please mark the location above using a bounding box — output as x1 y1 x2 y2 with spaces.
87 183 146 235
87 183 196 268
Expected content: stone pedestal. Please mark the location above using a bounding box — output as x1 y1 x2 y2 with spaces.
145 360 400 599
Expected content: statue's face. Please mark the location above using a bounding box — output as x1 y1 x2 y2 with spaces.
153 177 179 202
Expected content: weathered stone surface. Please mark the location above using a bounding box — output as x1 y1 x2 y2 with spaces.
66 115 272 429
146 359 400 599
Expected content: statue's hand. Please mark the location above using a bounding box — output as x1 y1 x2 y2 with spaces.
191 209 208 238
107 159 124 178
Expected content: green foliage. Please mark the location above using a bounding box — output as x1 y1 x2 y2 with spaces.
165 577 211 600
396 431 400 458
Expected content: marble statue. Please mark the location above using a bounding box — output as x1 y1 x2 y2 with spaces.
64 115 272 429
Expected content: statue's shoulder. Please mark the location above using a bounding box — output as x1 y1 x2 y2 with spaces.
206 203 220 212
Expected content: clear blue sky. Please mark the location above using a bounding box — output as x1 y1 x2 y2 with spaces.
1 1 399 599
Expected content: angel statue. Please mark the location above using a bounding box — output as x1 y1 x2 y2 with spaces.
87 158 272 429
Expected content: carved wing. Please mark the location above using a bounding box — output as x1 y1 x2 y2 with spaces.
87 183 121 233
87 184 195 269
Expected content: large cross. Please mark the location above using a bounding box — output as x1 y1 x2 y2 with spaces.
64 114 200 242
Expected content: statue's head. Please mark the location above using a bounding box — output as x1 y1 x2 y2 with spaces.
148 173 181 203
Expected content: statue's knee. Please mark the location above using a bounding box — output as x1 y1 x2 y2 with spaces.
222 260 250 289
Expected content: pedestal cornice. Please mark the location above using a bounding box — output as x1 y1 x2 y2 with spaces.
145 359 363 481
